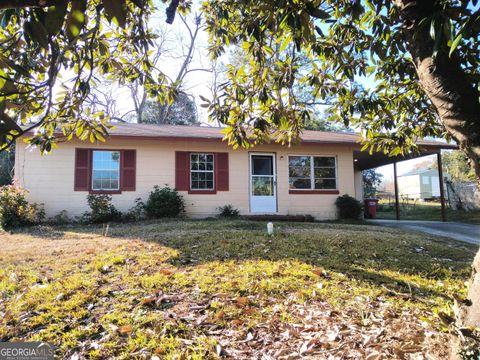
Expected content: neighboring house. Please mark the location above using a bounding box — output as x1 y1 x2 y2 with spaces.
14 124 453 219
398 169 450 200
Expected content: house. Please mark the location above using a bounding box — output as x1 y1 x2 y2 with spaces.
14 124 454 219
398 168 450 200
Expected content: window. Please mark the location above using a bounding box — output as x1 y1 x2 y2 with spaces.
289 155 337 190
190 153 214 190
92 150 120 191
422 176 430 185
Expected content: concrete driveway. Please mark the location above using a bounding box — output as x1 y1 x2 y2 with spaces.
368 219 480 245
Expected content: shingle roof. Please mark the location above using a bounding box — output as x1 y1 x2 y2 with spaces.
106 123 455 149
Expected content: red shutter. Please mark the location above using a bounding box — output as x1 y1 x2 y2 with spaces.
175 151 189 191
121 150 136 191
216 152 229 191
74 148 91 191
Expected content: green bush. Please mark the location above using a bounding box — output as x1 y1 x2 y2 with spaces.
217 204 240 218
82 194 122 224
334 194 363 220
0 185 45 229
145 186 185 218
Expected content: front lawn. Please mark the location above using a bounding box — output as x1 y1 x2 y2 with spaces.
0 220 477 359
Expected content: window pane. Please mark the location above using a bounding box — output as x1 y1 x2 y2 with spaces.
289 178 311 189
93 151 101 162
289 166 310 178
190 153 214 190
252 156 273 175
92 151 120 190
252 176 273 196
289 156 310 167
315 179 336 189
314 157 335 167
314 168 336 178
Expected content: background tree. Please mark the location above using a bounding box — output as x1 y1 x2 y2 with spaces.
82 11 208 125
363 168 384 198
443 150 477 182
134 91 199 125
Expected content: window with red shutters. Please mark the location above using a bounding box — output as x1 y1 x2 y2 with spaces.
74 149 136 193
74 148 91 191
175 151 229 194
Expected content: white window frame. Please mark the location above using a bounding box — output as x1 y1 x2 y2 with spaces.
190 153 215 191
288 155 338 190
92 150 121 191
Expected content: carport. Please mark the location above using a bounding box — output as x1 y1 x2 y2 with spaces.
353 140 457 221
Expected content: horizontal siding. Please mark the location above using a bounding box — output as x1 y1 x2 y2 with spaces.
15 138 357 220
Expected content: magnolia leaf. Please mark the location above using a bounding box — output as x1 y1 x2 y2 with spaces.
118 324 133 334
235 296 250 307
159 268 173 276
449 31 464 57
45 2 68 36
103 0 127 28
65 0 87 41
29 21 49 48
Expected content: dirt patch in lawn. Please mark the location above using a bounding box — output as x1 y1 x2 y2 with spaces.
0 220 476 359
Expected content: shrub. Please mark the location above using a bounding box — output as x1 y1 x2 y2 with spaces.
0 185 45 229
82 194 122 224
145 186 185 218
217 204 240 218
334 194 363 220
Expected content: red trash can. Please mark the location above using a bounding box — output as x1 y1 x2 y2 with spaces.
364 198 379 218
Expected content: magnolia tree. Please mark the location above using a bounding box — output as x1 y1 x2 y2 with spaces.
0 0 479 350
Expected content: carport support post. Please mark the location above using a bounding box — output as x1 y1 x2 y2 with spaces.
437 152 447 222
393 161 400 220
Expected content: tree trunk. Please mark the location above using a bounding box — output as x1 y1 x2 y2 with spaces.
394 0 480 352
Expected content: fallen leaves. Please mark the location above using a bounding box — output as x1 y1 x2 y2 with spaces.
118 324 133 335
235 296 251 307
159 268 174 276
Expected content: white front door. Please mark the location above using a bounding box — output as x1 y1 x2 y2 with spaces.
250 153 277 213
